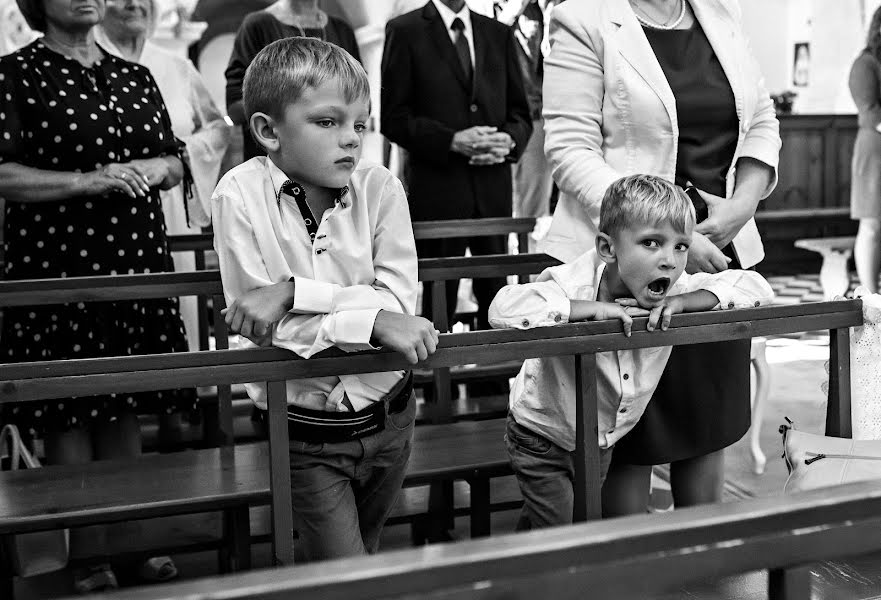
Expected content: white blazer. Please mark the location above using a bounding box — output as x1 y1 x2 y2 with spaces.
540 0 781 268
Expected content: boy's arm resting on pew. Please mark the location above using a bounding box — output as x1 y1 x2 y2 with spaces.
488 279 634 336
213 178 438 362
617 269 776 331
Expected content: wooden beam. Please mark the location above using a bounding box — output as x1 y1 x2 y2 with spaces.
419 254 561 281
0 304 863 403
573 353 601 522
164 219 539 253
86 478 881 600
412 217 536 239
826 326 853 438
266 380 294 566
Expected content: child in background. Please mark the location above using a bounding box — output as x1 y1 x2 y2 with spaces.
489 174 774 530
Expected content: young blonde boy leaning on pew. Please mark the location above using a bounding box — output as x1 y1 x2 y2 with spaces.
211 38 439 561
488 174 774 530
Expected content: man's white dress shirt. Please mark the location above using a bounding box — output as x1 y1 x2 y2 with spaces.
212 157 417 412
489 249 775 451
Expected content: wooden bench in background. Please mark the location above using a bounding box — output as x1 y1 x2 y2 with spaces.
0 300 861 584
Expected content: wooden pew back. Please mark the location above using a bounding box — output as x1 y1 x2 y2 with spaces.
81 476 881 600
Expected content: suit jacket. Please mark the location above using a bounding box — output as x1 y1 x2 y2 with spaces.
381 2 533 221
541 0 781 268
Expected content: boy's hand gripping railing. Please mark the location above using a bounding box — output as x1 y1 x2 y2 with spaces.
0 300 862 566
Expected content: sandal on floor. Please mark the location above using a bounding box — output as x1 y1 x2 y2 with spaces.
73 563 119 594
138 555 179 583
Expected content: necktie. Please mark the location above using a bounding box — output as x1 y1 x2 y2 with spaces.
451 17 473 84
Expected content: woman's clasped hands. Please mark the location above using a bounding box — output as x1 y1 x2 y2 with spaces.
82 158 172 198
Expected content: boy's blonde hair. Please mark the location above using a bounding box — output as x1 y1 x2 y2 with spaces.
598 175 696 237
243 37 370 122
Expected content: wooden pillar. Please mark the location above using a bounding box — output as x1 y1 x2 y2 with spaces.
826 327 852 438
573 353 602 522
769 565 813 600
267 379 295 565
428 280 455 537
211 294 234 447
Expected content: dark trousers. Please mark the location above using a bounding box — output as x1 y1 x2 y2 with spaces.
287 393 415 562
416 235 506 331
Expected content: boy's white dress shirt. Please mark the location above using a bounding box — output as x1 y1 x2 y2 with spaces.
212 157 417 412
488 249 775 451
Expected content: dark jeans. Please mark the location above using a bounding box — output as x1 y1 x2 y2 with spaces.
506 413 613 530
288 393 415 562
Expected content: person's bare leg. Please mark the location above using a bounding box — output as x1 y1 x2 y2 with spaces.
44 427 117 592
93 414 177 583
854 218 881 293
601 461 652 518
669 450 724 508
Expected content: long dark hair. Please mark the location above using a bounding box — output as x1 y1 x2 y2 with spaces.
867 5 881 63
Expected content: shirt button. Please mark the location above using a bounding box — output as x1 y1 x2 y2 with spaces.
622 373 629 380
728 301 735 308
754 301 760 307
553 314 562 322
521 318 530 327
470 103 478 113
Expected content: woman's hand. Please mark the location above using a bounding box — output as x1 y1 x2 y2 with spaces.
686 231 731 274
125 158 171 188
693 187 758 249
78 163 152 198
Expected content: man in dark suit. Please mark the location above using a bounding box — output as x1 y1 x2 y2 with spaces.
381 0 532 332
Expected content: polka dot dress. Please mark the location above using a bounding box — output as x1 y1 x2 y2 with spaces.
0 40 196 435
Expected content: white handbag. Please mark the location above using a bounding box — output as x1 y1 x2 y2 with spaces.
0 424 70 577
781 420 881 493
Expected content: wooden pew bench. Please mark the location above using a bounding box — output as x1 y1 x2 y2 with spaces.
793 236 856 300
0 269 523 588
0 299 860 576
87 477 881 600
0 419 512 595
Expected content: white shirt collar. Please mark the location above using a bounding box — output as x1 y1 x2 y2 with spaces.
266 155 349 207
431 0 472 34
266 155 290 200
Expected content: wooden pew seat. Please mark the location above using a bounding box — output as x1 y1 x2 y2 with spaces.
0 418 512 568
0 444 269 537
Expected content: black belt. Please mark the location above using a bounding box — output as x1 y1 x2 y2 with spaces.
286 373 413 444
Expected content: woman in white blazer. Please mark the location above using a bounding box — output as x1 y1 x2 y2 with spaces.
540 0 780 515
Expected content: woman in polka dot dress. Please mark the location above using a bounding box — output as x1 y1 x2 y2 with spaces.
0 0 196 583
1 0 197 589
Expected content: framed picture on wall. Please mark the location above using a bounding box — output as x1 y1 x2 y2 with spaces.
793 42 810 87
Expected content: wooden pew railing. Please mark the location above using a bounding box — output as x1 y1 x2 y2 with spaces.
165 217 537 258
85 476 881 600
0 300 861 568
165 217 538 352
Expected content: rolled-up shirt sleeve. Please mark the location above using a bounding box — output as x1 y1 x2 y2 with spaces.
489 280 572 329
681 270 775 310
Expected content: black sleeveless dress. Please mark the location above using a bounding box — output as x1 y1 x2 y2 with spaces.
611 20 751 465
